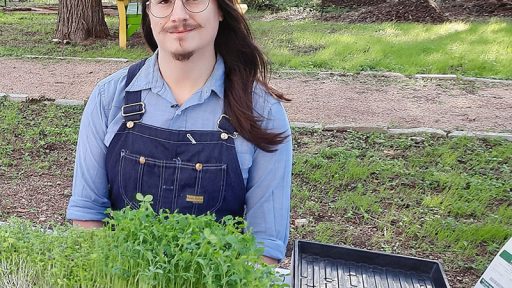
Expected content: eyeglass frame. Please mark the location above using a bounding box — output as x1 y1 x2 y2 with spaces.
146 0 211 18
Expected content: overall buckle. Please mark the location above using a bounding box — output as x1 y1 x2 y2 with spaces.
217 114 238 139
122 102 145 117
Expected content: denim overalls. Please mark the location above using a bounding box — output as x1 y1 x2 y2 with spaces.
105 60 246 219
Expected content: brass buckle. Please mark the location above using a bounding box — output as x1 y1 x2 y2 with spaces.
121 102 145 117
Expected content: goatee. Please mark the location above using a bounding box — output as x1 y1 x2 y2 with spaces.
172 52 194 62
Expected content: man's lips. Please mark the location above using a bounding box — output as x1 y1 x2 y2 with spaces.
165 25 200 34
171 28 195 34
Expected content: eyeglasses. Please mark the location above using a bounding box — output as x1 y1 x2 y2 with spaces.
147 0 211 18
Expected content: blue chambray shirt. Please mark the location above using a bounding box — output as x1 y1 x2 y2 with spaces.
66 51 292 260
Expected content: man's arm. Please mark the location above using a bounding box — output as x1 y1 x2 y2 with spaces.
66 83 112 222
245 101 292 262
72 220 104 228
262 256 279 265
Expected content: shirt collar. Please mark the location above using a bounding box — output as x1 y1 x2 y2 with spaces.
125 50 225 100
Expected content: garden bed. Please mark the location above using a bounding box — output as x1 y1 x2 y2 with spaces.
1 100 511 287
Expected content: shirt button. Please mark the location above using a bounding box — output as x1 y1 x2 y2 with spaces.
139 156 146 165
195 163 203 171
220 133 228 140
126 121 134 128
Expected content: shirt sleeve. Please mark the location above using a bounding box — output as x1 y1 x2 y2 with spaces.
245 101 292 261
66 84 111 221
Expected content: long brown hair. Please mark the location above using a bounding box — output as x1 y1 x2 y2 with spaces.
141 0 290 152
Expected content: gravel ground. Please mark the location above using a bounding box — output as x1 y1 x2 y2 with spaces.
1 57 511 132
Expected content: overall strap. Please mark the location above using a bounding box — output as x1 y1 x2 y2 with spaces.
122 59 147 122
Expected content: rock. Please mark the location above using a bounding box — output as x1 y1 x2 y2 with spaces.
448 131 512 141
54 99 84 106
415 74 457 80
291 122 323 129
409 136 425 144
294 219 309 227
387 127 446 137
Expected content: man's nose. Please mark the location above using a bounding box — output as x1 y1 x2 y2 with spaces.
169 0 190 21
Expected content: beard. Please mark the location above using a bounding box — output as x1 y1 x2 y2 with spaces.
163 23 201 62
171 51 194 62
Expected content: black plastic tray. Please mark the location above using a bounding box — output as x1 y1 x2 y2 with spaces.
293 240 450 288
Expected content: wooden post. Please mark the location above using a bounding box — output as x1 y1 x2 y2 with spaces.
117 0 129 49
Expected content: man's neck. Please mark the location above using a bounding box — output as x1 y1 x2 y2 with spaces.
157 49 217 106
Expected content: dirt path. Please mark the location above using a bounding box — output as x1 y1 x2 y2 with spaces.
1 57 511 132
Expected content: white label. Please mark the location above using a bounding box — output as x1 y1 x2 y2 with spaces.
474 238 512 288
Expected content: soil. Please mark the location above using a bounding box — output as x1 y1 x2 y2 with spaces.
321 0 512 23
349 0 447 24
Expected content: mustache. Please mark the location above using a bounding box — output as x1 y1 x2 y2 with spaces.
163 23 201 33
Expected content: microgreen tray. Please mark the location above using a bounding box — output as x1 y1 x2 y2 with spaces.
293 240 450 288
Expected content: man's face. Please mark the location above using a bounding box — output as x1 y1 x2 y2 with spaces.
147 0 223 61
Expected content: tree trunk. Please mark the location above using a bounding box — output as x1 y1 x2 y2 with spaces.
55 0 110 43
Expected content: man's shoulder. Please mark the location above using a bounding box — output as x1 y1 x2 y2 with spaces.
96 66 130 91
252 82 282 116
89 66 131 111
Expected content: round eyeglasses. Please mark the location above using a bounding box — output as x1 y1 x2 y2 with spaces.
147 0 211 17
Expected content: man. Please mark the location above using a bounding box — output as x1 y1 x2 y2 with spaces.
67 0 292 265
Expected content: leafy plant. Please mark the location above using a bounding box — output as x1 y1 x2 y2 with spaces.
0 194 285 287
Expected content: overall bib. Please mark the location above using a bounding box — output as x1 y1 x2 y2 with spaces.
105 60 246 219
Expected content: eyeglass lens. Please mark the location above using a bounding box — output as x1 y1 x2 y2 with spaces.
148 0 210 17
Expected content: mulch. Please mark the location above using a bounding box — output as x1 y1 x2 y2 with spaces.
321 0 512 23
444 0 512 19
350 0 447 24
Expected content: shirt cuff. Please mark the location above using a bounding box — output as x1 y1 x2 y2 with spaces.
66 196 110 221
255 236 286 261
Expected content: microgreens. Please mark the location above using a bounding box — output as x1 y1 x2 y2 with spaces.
0 194 287 287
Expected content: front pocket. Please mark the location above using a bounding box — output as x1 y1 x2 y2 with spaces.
119 150 227 215
119 150 171 210
174 162 227 216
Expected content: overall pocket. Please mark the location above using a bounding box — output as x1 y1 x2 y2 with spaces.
119 150 227 215
174 161 227 216
119 150 170 210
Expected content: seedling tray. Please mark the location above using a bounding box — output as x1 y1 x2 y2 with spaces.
293 240 450 288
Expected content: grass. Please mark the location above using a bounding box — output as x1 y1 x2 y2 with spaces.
1 98 511 287
253 19 512 79
1 12 512 78
291 129 511 277
0 12 148 60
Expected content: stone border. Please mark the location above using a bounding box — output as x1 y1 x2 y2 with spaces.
23 55 130 62
1 94 511 141
276 70 512 84
1 93 86 105
292 122 512 142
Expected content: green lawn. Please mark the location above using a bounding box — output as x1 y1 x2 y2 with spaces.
1 98 511 287
252 19 512 79
1 12 511 78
